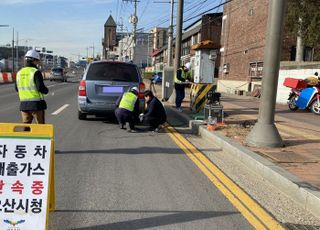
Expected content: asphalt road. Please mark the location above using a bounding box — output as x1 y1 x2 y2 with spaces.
0 77 253 229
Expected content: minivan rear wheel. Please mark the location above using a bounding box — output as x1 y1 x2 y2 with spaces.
78 111 87 120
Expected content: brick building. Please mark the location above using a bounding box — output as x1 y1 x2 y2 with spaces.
218 0 320 94
219 0 270 93
151 13 222 72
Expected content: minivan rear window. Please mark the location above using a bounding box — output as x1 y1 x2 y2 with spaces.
86 63 139 82
52 68 63 74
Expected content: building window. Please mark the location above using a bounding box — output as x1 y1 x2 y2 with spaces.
249 62 263 79
182 39 191 56
191 35 198 45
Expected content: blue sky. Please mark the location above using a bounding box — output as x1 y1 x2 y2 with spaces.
0 0 223 61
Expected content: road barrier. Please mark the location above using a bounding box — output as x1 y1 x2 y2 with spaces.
0 72 16 83
190 83 216 113
0 71 50 84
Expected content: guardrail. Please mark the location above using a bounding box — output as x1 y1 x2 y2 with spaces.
0 71 51 84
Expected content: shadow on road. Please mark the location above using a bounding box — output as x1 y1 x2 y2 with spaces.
61 210 239 230
55 145 221 155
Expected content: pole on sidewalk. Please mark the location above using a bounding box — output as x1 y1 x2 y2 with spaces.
246 0 287 147
167 0 174 67
169 0 183 104
174 0 183 72
12 28 15 73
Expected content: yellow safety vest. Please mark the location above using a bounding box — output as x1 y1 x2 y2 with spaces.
174 68 191 84
16 67 44 102
119 92 138 112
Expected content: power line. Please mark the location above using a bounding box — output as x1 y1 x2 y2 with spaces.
183 0 232 23
142 0 212 32
139 0 152 20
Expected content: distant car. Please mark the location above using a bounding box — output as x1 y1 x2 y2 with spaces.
77 61 145 120
49 67 67 82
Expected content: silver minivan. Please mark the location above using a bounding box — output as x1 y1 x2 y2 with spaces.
78 61 145 120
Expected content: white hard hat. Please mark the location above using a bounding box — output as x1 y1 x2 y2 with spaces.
130 86 139 93
25 50 40 61
185 62 191 70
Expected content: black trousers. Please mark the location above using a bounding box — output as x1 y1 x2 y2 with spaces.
144 116 164 129
115 108 135 129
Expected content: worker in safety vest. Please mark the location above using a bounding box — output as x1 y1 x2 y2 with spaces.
174 62 192 112
15 50 49 126
115 86 140 132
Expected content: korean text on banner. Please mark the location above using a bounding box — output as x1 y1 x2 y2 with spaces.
0 123 54 230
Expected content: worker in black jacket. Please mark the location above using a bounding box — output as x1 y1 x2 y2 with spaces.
141 90 167 132
15 50 49 125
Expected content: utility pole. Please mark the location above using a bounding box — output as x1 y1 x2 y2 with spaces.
246 0 287 147
92 44 95 59
118 17 124 61
86 47 89 59
168 0 174 66
16 31 19 70
12 28 15 73
168 0 183 104
123 0 139 62
296 17 304 62
133 0 137 46
174 0 183 72
132 0 138 62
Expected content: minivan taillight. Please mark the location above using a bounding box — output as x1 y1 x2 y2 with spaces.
138 82 145 99
79 80 86 96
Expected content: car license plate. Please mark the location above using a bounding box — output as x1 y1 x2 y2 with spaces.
102 86 123 93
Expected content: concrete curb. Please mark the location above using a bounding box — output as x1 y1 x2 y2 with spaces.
193 122 320 219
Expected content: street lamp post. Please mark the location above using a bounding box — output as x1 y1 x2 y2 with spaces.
12 28 15 73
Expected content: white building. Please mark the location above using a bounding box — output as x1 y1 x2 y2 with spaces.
115 33 151 68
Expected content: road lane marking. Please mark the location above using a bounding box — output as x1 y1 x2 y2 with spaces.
51 104 69 115
165 125 284 230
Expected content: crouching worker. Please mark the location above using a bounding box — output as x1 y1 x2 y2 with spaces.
115 87 140 132
141 90 167 132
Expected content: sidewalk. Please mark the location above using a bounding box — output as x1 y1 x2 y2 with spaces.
145 80 320 218
180 92 320 191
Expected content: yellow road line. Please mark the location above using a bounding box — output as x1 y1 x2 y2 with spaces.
166 125 284 230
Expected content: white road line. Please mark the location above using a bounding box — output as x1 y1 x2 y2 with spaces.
51 104 69 115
